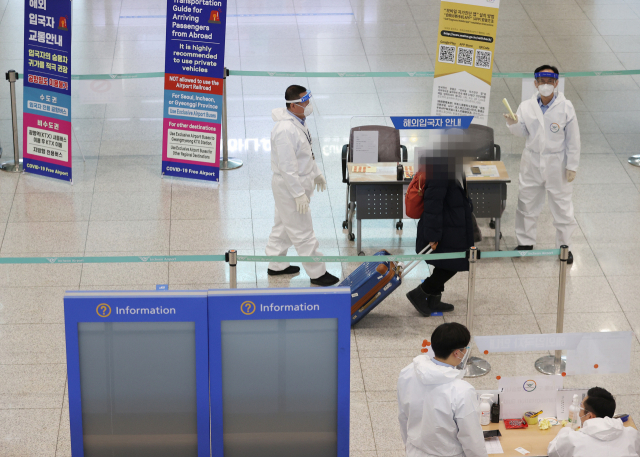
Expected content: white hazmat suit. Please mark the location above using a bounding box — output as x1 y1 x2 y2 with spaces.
507 92 580 248
548 417 640 457
397 355 488 457
265 107 326 279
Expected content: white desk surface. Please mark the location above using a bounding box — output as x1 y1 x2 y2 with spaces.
347 162 412 183
465 160 511 183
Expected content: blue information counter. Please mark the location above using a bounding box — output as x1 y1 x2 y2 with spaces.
64 287 351 457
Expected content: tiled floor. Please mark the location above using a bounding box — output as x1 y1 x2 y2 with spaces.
2 0 640 455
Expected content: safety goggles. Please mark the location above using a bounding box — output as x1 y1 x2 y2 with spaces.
287 91 312 104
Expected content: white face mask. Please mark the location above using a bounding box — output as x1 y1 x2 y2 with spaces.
538 84 555 97
302 103 313 117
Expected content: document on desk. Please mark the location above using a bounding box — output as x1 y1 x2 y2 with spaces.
485 437 504 454
376 166 397 175
351 166 377 173
352 131 379 163
471 165 500 178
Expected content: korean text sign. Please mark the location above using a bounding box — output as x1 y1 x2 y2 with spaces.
431 0 500 125
23 0 72 181
390 116 473 129
162 0 227 181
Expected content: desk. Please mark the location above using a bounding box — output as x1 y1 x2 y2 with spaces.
345 162 412 255
465 161 511 250
482 417 637 456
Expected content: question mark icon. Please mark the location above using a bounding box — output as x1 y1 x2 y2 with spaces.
96 303 111 318
240 301 255 315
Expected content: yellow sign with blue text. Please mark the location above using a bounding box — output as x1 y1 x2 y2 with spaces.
431 0 500 125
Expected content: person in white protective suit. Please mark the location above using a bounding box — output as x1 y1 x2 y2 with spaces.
397 323 488 457
548 387 640 457
504 65 580 265
265 85 339 287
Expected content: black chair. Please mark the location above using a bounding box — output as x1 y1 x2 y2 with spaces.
341 125 408 241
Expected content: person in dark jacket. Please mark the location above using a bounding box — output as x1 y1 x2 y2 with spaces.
406 152 475 315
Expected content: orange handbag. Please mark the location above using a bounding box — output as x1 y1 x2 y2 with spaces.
405 172 425 219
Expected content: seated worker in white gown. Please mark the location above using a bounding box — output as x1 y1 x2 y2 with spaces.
548 387 640 457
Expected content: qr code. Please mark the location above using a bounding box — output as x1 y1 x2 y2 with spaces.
475 49 492 69
457 46 474 66
438 44 456 64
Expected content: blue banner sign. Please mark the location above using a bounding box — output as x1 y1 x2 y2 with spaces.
162 0 227 181
390 116 474 129
23 0 72 181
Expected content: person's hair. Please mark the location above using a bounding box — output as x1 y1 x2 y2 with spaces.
584 387 616 418
431 323 471 359
285 85 307 109
534 64 559 77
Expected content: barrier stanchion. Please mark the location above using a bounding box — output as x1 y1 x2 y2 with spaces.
219 67 243 171
628 155 640 167
226 249 238 289
2 70 23 173
535 245 569 375
465 247 491 377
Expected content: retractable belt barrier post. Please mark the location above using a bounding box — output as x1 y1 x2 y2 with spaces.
464 247 491 378
3 70 22 173
535 245 570 375
225 249 238 289
219 68 243 171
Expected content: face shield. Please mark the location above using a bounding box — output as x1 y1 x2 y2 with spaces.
534 71 559 85
534 71 559 97
287 91 315 117
455 346 471 372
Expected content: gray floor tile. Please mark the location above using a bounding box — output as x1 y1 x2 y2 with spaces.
56 402 70 457
0 364 66 409
0 409 61 457
171 219 254 250
0 324 66 364
355 322 442 358
524 275 622 314
1 222 89 254
360 357 415 392
171 189 252 220
90 191 171 221
573 183 640 212
350 392 377 452
591 243 640 276
9 193 93 223
85 220 170 252
0 287 70 325
368 401 405 450
608 275 640 313
576 212 640 243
